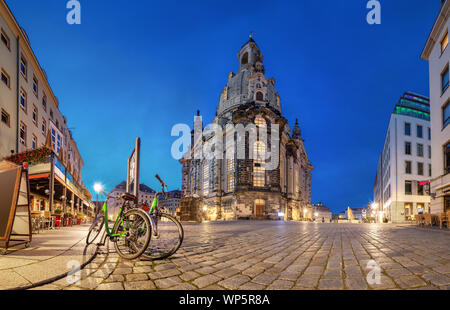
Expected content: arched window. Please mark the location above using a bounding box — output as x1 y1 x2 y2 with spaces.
241 52 248 65
203 163 209 196
254 115 266 128
253 141 265 187
256 91 264 101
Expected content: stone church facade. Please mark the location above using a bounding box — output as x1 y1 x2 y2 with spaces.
180 36 313 221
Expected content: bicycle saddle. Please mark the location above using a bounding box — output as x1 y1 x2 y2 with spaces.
121 193 136 201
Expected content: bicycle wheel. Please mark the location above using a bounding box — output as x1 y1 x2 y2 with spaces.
142 212 184 260
86 216 104 245
112 209 151 260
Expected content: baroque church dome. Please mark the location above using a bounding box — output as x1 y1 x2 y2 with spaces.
216 35 282 116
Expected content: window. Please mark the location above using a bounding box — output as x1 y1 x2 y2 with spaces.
20 55 27 78
404 122 411 136
417 125 423 138
42 95 47 111
51 127 62 154
405 181 412 195
429 145 432 159
444 101 450 128
253 141 265 187
42 118 46 134
1 29 10 49
255 115 266 128
418 183 424 196
442 65 449 94
31 135 37 149
445 143 450 174
19 122 26 146
227 173 235 192
1 69 9 87
241 52 248 65
203 163 209 196
1 109 10 127
405 161 412 174
442 30 449 54
417 144 424 157
32 105 38 125
227 158 235 192
405 142 411 155
50 109 53 119
418 162 424 176
429 164 432 177
256 91 264 101
32 76 38 96
20 89 27 112
428 127 431 140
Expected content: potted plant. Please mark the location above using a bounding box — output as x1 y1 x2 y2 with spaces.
54 209 63 227
65 211 73 226
77 212 84 225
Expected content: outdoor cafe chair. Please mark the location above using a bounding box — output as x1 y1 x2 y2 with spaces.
415 214 425 226
423 213 432 226
440 212 448 229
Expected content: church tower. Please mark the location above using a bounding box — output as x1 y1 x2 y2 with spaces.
179 35 313 222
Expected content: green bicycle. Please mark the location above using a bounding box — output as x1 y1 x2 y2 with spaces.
140 174 184 260
86 192 151 260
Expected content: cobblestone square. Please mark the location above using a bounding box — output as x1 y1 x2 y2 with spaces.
40 222 450 290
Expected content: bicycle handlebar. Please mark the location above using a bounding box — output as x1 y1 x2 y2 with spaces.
155 174 167 191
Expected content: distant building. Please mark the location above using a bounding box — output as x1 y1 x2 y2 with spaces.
421 1 450 216
346 208 364 220
312 203 332 222
373 92 431 223
106 181 155 220
159 190 182 216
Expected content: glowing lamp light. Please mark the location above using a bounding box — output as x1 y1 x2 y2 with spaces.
94 183 104 194
314 212 319 217
202 206 207 212
303 209 307 214
278 212 285 217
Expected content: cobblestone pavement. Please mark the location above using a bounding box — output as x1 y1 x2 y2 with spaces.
33 221 450 290
0 225 96 290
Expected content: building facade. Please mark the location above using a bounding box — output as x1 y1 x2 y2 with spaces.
373 92 431 223
422 0 450 215
0 0 93 218
180 36 313 221
159 190 182 216
312 203 332 222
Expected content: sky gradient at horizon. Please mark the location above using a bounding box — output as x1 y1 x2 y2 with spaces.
5 0 440 214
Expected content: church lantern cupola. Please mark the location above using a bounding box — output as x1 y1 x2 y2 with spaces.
238 32 265 74
292 119 302 139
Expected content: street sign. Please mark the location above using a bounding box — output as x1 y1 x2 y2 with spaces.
126 138 141 203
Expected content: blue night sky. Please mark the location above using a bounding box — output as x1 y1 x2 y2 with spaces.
6 0 440 214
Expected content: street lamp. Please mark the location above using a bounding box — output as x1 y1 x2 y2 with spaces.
93 183 104 216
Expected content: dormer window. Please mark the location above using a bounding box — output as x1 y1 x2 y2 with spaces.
241 52 248 65
256 91 264 101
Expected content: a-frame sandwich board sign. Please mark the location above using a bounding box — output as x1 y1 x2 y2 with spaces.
0 160 32 255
